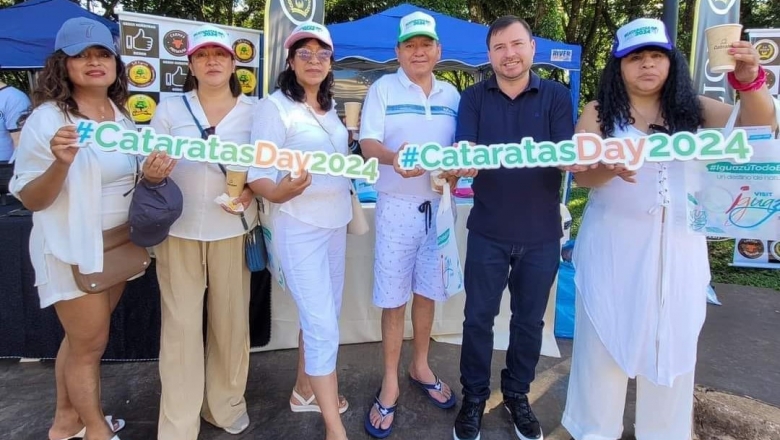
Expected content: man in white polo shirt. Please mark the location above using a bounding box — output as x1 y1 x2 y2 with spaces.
359 10 461 438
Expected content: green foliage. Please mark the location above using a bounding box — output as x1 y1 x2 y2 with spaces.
2 0 778 109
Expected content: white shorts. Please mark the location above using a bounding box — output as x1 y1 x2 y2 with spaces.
373 192 445 309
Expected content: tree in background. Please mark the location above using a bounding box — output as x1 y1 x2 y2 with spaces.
1 0 778 105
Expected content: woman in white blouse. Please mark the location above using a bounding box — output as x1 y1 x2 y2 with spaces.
248 22 352 440
10 17 163 440
148 25 257 440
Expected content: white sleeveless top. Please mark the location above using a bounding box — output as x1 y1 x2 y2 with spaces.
572 123 711 387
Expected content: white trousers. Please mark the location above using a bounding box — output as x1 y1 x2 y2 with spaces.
562 295 695 440
274 211 347 377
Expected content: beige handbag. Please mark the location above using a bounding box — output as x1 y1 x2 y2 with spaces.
348 187 369 235
71 222 150 294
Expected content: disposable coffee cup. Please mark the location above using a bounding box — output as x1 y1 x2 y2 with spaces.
430 170 446 194
225 165 248 198
705 24 743 73
344 102 362 130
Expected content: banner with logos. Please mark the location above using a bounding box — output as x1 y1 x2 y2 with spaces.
748 28 780 99
689 0 740 104
684 135 780 270
116 11 263 125
723 29 780 269
262 0 325 96
686 138 780 242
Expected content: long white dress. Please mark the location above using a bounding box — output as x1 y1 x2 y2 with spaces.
572 123 711 387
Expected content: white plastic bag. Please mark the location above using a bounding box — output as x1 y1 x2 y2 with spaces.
436 183 464 297
257 197 286 291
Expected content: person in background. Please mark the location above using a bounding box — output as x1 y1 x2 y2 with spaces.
562 17 776 440
0 76 32 161
453 15 574 440
248 22 352 440
358 10 462 439
148 24 257 440
9 17 153 440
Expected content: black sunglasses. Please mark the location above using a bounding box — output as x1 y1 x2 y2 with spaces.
648 124 670 135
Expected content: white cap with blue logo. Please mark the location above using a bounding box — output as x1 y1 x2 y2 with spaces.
612 18 673 58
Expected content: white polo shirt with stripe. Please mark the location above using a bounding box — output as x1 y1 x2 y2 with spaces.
359 67 460 200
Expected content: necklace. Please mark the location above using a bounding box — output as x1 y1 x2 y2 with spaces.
77 98 113 121
629 102 662 133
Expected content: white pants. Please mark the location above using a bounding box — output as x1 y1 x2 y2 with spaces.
562 296 695 440
274 211 347 377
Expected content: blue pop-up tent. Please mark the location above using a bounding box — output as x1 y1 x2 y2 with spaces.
0 0 120 70
327 4 582 122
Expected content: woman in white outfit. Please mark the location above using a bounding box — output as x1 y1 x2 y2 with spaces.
148 24 257 440
562 18 777 440
10 17 164 440
248 22 352 440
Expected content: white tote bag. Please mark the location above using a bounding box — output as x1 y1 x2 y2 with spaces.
257 197 287 291
436 183 464 297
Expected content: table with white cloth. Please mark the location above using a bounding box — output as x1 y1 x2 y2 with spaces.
0 197 568 360
254 199 570 358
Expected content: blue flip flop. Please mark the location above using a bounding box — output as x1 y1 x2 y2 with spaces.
409 375 457 409
364 389 397 439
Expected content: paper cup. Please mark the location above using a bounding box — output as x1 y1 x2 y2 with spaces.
344 102 362 130
225 165 248 198
430 170 446 194
705 24 743 73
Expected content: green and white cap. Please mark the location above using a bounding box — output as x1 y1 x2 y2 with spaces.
398 11 439 43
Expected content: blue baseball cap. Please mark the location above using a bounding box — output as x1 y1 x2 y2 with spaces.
55 17 117 56
128 178 183 247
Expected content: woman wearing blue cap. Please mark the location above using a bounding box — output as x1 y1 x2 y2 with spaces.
10 17 170 440
562 18 777 439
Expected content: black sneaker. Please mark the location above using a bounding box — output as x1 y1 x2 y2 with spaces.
453 399 485 440
503 395 543 440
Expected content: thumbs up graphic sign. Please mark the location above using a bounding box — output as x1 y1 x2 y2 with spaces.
126 28 154 52
165 65 187 87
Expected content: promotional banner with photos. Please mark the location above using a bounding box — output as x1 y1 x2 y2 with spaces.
117 11 263 125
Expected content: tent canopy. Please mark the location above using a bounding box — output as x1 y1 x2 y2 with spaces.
327 4 581 73
0 0 119 70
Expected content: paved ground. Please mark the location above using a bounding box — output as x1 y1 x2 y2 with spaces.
0 283 778 440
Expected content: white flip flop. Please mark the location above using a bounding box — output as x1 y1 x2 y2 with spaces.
52 415 125 440
290 389 349 414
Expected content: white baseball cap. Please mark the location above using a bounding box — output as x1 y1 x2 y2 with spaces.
398 11 439 43
284 22 334 50
187 24 235 57
612 18 672 58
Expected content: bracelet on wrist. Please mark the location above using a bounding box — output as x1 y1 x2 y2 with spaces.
727 67 767 93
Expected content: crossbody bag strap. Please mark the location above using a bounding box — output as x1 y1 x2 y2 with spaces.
181 95 227 176
303 103 358 196
181 96 247 230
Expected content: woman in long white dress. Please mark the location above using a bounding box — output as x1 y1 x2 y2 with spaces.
562 17 777 440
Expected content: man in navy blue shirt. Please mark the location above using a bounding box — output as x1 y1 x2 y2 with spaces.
451 15 574 440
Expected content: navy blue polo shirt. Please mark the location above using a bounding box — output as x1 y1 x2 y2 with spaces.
456 72 574 243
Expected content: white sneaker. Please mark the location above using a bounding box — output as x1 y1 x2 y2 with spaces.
224 412 250 435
